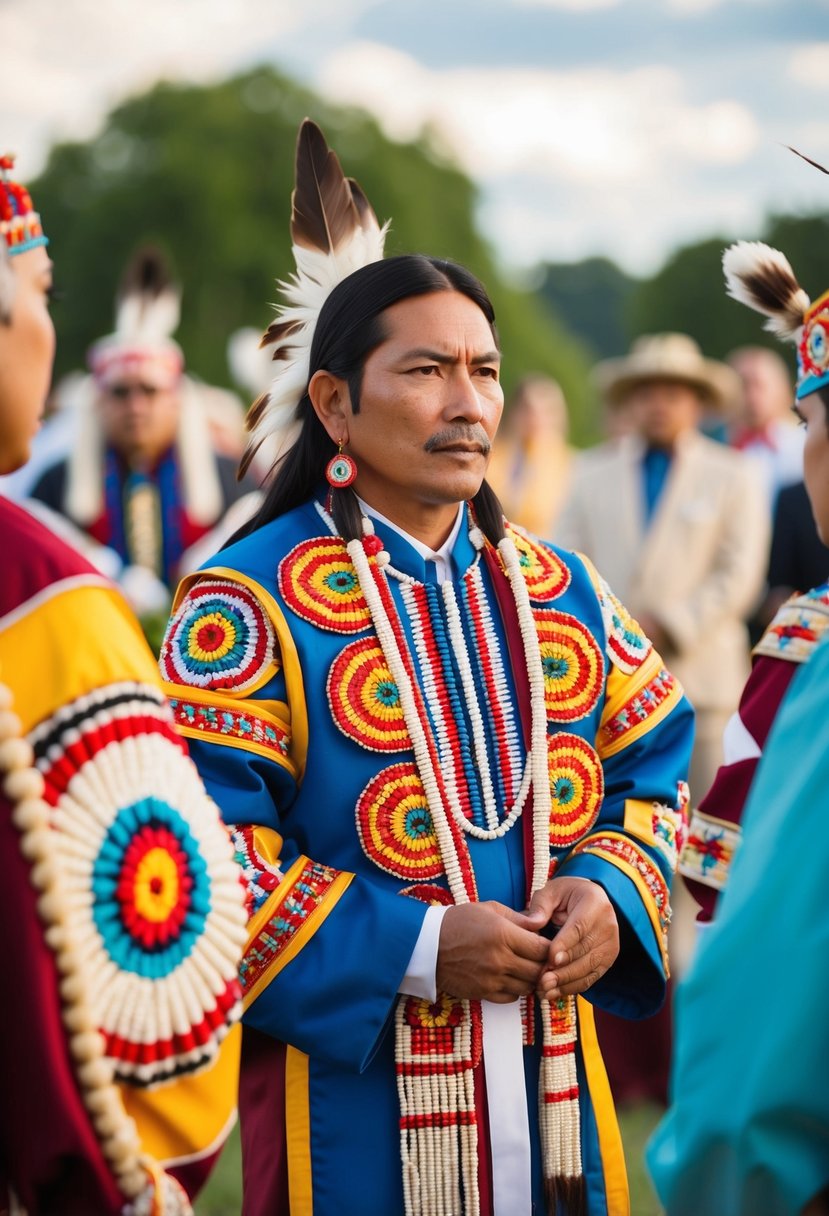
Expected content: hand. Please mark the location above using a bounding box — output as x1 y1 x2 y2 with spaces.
436 901 550 1003
524 877 620 1001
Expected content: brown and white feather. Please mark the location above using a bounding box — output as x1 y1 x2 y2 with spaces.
241 119 389 477
722 241 810 340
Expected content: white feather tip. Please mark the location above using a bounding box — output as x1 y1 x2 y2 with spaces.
723 240 810 339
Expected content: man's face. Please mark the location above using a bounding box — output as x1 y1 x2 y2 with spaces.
731 351 791 430
629 379 701 448
339 291 504 517
98 370 181 467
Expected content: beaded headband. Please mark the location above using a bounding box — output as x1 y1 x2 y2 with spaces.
239 119 389 477
0 154 48 256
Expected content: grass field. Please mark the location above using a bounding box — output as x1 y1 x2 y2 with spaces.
196 1100 665 1214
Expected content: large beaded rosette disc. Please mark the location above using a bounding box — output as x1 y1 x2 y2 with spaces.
32 681 247 1087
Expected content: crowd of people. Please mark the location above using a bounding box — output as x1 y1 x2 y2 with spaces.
1 119 828 1216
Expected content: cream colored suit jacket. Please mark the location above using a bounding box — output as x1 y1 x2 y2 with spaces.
555 431 770 710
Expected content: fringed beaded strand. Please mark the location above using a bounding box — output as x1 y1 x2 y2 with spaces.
323 499 586 1215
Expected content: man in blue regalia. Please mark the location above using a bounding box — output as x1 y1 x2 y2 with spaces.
159 120 694 1216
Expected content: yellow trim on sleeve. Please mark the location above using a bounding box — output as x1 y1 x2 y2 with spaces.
597 649 683 759
179 566 310 779
286 1046 313 1216
0 581 158 735
161 679 299 776
241 856 354 1010
576 999 629 1216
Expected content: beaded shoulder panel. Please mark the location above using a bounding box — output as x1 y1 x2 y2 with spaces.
754 583 829 665
160 576 279 694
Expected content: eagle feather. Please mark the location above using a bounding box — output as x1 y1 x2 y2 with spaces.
722 241 810 340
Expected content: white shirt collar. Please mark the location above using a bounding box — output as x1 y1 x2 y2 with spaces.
355 496 465 584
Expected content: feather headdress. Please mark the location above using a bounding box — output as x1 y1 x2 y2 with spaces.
88 247 184 387
723 239 829 400
722 241 811 340
239 119 389 477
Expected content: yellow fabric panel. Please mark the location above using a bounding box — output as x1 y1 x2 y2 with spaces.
286 1047 313 1216
622 799 658 847
0 579 157 735
596 648 683 759
120 1024 241 1165
175 567 310 779
577 999 629 1216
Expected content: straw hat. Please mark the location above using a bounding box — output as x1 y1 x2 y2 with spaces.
594 333 741 411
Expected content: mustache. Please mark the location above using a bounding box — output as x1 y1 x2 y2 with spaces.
424 424 491 455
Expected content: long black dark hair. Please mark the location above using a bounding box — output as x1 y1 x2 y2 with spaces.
231 254 506 547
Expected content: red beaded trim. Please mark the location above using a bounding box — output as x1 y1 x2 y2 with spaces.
239 859 342 996
169 698 290 759
599 666 676 747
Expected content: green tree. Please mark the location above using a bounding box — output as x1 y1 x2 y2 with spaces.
627 214 829 360
536 256 639 360
32 66 593 430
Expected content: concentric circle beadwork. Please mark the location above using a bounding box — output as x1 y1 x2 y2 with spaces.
278 536 372 633
356 762 443 881
327 638 410 752
160 578 276 692
91 802 209 979
547 732 604 847
506 528 571 601
35 684 245 1086
601 584 652 673
534 609 604 722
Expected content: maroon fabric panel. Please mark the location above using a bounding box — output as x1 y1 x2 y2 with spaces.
0 794 125 1215
687 654 797 920
239 1028 290 1216
0 498 98 618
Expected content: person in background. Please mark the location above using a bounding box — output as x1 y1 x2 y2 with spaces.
728 345 804 507
556 332 767 1108
30 248 259 615
486 373 574 536
0 156 246 1215
648 237 829 1216
557 332 767 804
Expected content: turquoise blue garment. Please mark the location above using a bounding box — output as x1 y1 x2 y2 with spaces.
648 633 829 1215
162 495 694 1216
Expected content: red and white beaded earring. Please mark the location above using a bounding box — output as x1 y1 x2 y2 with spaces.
326 441 357 488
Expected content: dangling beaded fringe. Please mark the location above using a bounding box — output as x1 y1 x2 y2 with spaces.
318 501 584 1213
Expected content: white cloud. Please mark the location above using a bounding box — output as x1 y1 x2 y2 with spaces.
317 41 759 183
0 0 324 173
789 43 829 90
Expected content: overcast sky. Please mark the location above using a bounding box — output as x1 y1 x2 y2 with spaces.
4 0 829 275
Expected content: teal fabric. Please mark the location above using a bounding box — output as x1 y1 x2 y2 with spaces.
648 634 829 1215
